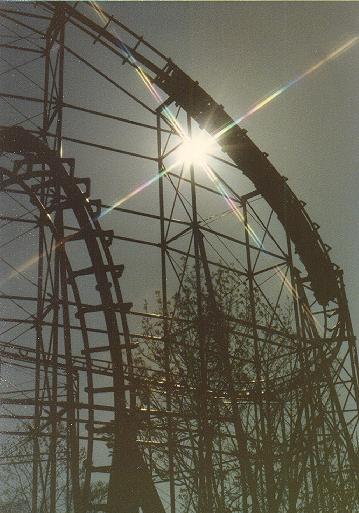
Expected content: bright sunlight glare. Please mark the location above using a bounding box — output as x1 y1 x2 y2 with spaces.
178 132 215 166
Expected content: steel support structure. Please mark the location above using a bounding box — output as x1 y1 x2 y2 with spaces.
42 2 65 154
0 3 358 513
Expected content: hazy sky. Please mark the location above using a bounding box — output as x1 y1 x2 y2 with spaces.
1 4 357 506
99 1 359 332
3 1 358 329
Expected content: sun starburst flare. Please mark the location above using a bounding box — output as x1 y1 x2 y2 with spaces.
86 1 352 318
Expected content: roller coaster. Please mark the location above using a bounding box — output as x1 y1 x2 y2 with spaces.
0 3 358 512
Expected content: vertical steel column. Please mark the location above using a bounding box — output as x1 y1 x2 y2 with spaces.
49 182 61 513
217 424 225 512
243 201 273 513
285 231 308 512
293 270 322 513
42 10 65 510
43 4 65 155
42 19 51 142
57 196 81 512
157 110 176 513
186 113 211 513
56 7 65 156
338 272 359 414
32 177 46 513
197 230 257 513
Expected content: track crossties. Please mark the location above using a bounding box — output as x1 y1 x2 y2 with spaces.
155 66 339 306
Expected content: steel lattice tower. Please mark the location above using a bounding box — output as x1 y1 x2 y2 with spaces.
0 3 358 513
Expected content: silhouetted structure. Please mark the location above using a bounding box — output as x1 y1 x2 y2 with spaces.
0 3 358 513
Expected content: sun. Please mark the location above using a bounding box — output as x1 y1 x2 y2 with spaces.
178 132 214 167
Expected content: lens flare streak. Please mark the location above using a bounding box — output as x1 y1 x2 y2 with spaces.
201 162 263 248
0 5 343 336
87 1 337 322
200 162 322 331
90 1 185 138
99 161 180 218
215 36 359 140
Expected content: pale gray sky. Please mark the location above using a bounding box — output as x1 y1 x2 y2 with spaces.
103 1 359 332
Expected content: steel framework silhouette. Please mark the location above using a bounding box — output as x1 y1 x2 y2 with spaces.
0 3 358 513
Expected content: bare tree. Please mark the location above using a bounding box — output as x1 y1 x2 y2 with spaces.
0 423 107 513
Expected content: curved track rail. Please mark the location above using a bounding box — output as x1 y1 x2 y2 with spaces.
61 2 338 306
0 3 358 513
0 126 164 513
